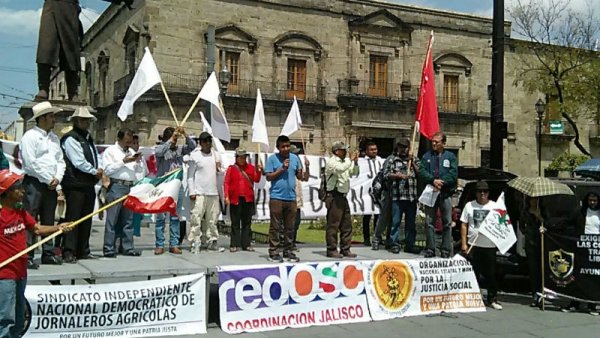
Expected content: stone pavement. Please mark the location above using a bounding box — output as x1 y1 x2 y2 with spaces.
28 222 600 338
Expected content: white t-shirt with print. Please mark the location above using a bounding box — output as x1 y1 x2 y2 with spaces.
585 209 600 234
460 200 498 248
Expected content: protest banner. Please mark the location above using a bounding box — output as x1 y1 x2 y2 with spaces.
23 273 207 338
478 192 517 254
218 262 370 334
364 256 485 320
544 232 600 302
1 140 385 220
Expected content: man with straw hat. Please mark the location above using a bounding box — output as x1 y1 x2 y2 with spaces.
19 101 65 268
60 107 103 263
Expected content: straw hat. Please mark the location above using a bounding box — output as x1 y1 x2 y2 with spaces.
29 101 62 122
67 107 97 121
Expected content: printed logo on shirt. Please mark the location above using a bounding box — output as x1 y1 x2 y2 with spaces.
3 222 26 236
443 159 450 168
473 210 490 229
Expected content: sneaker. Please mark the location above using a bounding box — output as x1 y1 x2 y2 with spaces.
490 301 503 310
561 306 577 313
424 251 435 258
208 241 225 252
390 246 401 254
268 254 284 263
371 242 380 251
284 252 300 263
589 304 599 316
190 242 200 255
440 251 451 259
41 255 63 265
27 260 39 270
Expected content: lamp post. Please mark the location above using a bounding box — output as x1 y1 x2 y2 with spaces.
535 98 546 176
219 65 231 95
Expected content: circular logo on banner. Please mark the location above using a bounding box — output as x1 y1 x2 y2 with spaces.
372 261 413 310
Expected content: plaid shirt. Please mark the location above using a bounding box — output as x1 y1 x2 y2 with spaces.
382 155 418 202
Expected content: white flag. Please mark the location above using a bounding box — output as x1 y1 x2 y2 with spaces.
117 47 162 121
251 88 269 152
199 111 226 153
478 192 517 254
280 96 302 136
199 72 230 142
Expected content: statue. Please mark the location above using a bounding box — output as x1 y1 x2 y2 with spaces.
35 0 134 101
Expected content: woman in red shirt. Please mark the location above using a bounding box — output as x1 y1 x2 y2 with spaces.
0 170 71 338
224 149 263 252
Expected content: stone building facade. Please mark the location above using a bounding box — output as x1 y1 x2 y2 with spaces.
47 0 597 176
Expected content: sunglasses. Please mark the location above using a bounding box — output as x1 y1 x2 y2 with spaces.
476 190 489 193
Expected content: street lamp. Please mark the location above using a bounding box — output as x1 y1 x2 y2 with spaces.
535 98 546 176
219 66 231 95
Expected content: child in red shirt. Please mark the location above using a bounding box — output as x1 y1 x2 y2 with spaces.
0 170 71 338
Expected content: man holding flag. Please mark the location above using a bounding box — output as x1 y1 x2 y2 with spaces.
459 180 503 310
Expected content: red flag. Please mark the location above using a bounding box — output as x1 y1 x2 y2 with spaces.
416 32 439 140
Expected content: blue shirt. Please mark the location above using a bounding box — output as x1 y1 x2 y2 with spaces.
265 153 301 201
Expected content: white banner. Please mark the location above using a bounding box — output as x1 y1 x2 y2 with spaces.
364 256 486 320
218 262 370 334
1 140 385 219
24 273 207 338
478 193 517 254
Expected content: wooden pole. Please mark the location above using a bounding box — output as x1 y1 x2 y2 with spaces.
180 94 202 126
0 195 128 270
466 233 479 255
160 81 180 126
540 221 546 311
406 122 420 176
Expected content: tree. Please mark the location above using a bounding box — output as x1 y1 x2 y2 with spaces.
509 0 599 156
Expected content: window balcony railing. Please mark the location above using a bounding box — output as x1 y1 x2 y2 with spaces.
338 78 419 100
113 72 325 103
438 97 478 115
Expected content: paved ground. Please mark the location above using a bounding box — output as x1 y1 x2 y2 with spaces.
27 222 600 338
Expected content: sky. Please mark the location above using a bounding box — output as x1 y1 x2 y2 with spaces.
0 0 595 129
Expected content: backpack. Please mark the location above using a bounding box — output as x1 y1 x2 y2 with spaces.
371 168 386 203
318 167 333 201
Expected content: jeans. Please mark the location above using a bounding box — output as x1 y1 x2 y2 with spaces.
0 278 27 338
390 200 417 249
103 183 134 255
425 196 453 255
155 186 183 248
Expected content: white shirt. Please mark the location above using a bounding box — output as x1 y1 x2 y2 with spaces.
585 209 600 234
187 148 221 196
102 143 144 182
460 200 498 248
133 151 149 181
62 135 99 175
19 126 66 185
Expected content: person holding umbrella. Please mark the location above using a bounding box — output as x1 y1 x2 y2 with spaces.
508 176 575 309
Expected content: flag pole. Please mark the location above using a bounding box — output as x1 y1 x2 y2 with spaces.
160 81 180 126
407 31 434 176
466 234 479 255
0 195 128 270
180 94 202 126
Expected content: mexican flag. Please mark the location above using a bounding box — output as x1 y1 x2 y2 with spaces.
123 169 183 215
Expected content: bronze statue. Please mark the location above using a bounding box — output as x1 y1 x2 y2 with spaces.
35 0 133 101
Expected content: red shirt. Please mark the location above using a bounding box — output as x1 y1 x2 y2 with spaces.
0 208 36 280
224 163 261 205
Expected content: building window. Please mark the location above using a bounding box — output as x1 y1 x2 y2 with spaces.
443 74 459 112
369 55 388 97
219 51 240 94
125 42 137 75
287 59 306 100
98 52 109 102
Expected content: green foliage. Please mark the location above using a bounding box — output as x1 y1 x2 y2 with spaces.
547 152 589 171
